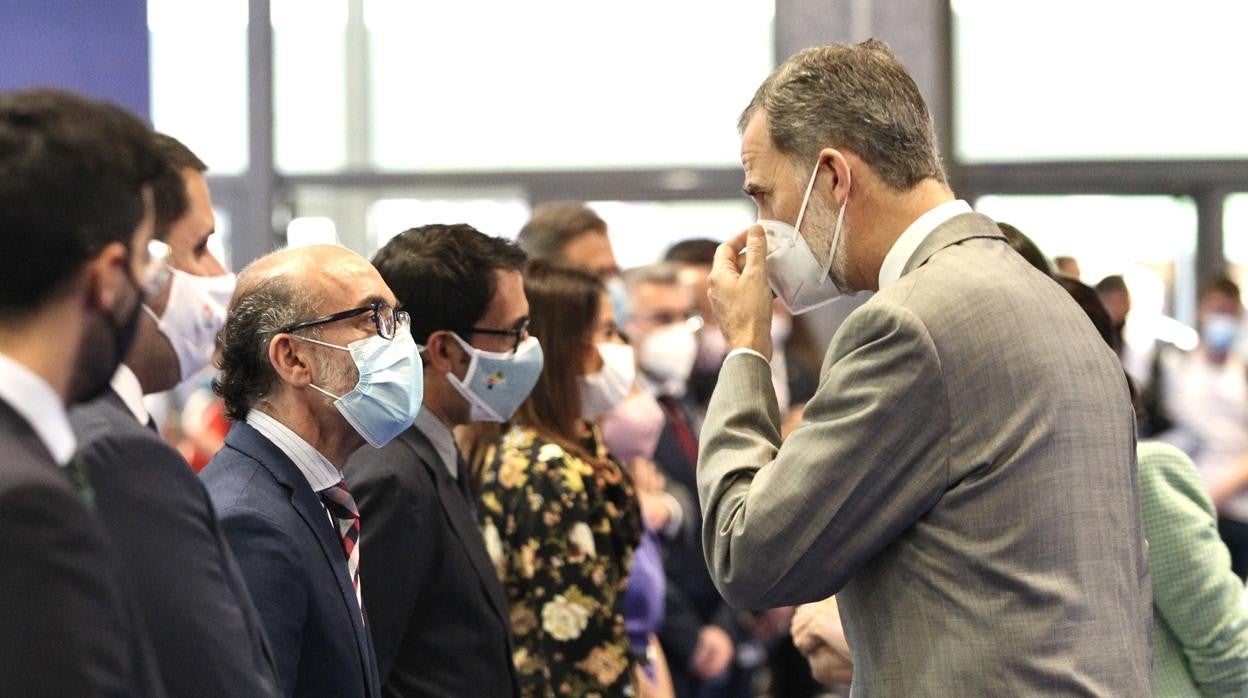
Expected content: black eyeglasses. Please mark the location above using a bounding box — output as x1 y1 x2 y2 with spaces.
465 318 531 354
277 300 409 340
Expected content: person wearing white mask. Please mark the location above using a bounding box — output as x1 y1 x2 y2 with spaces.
699 40 1149 694
68 133 280 698
344 224 534 697
1162 274 1248 578
202 245 422 698
600 262 744 696
477 260 674 698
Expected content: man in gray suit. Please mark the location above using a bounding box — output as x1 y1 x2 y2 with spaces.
697 40 1151 695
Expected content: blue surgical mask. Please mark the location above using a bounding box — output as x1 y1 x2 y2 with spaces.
446 334 544 423
605 276 631 326
1203 313 1240 354
297 325 424 448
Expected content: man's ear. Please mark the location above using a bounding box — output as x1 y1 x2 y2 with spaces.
424 330 460 374
268 333 314 387
81 241 132 313
819 147 852 206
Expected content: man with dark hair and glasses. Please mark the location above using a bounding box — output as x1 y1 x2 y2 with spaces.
201 244 423 698
345 223 535 697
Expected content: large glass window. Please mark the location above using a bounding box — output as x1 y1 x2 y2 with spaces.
273 0 348 173
368 193 532 253
588 200 754 270
1223 193 1248 302
364 1 775 172
953 0 1248 163
149 0 249 175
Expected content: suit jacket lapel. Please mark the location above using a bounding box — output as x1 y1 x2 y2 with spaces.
900 212 1008 278
223 422 378 697
398 428 514 631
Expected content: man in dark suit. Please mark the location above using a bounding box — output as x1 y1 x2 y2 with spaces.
0 88 174 696
346 224 529 697
202 244 421 698
69 134 279 697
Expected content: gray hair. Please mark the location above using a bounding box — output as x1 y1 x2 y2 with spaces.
213 276 322 421
622 262 683 293
739 39 946 191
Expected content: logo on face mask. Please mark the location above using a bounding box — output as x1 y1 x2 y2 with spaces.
758 160 847 315
444 334 544 423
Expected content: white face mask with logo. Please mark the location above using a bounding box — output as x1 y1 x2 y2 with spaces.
757 160 847 315
580 342 636 419
143 268 237 381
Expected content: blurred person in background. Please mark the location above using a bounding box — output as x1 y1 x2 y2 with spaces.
1162 274 1248 578
700 39 1149 693
476 261 671 697
518 202 630 324
664 239 725 418
1096 274 1131 356
603 262 747 698
345 225 529 697
69 133 279 697
0 88 170 697
202 245 422 698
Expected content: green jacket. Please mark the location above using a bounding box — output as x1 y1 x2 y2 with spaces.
1140 440 1248 696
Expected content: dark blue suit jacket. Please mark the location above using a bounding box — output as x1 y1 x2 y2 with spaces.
201 421 381 698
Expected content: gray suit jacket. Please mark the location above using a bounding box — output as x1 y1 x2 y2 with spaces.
698 212 1152 695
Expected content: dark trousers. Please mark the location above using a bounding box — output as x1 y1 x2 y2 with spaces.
1218 516 1248 580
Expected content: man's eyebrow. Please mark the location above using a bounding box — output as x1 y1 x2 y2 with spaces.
743 182 767 198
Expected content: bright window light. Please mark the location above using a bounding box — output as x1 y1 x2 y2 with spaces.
286 216 340 248
272 0 348 173
367 194 532 254
587 200 755 270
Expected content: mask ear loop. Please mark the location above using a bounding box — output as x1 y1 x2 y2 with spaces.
820 194 848 286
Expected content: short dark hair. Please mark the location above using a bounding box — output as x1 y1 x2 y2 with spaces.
150 132 205 239
0 88 175 316
213 275 321 421
996 222 1051 276
516 202 606 262
663 238 720 267
1199 273 1241 305
1095 274 1129 296
371 224 527 345
1056 276 1117 351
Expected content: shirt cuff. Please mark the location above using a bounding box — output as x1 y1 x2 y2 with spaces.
726 347 770 364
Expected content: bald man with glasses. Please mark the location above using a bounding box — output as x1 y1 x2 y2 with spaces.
201 245 422 698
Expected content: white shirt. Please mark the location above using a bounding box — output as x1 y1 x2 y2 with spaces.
877 199 972 291
109 364 150 425
414 408 459 480
1164 350 1248 520
728 199 973 367
245 408 343 494
0 352 76 465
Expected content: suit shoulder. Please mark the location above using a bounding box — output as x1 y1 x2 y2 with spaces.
200 446 275 512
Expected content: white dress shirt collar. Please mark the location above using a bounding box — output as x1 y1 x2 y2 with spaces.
877 199 972 291
414 407 460 480
0 352 76 465
109 364 149 425
245 408 342 492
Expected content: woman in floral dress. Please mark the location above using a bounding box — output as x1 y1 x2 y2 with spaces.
477 261 646 697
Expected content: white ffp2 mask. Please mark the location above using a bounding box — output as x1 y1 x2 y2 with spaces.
144 269 236 381
758 161 846 315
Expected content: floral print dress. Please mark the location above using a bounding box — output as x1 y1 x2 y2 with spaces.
478 424 643 697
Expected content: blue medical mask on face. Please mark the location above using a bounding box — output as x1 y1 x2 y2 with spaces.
445 333 544 423
605 276 631 326
1203 313 1240 354
297 324 424 448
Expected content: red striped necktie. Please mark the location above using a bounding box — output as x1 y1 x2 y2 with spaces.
321 480 363 621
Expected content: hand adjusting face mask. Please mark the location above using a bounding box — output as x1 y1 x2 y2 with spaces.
296 323 424 448
757 160 847 315
144 267 236 381
443 333 545 423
